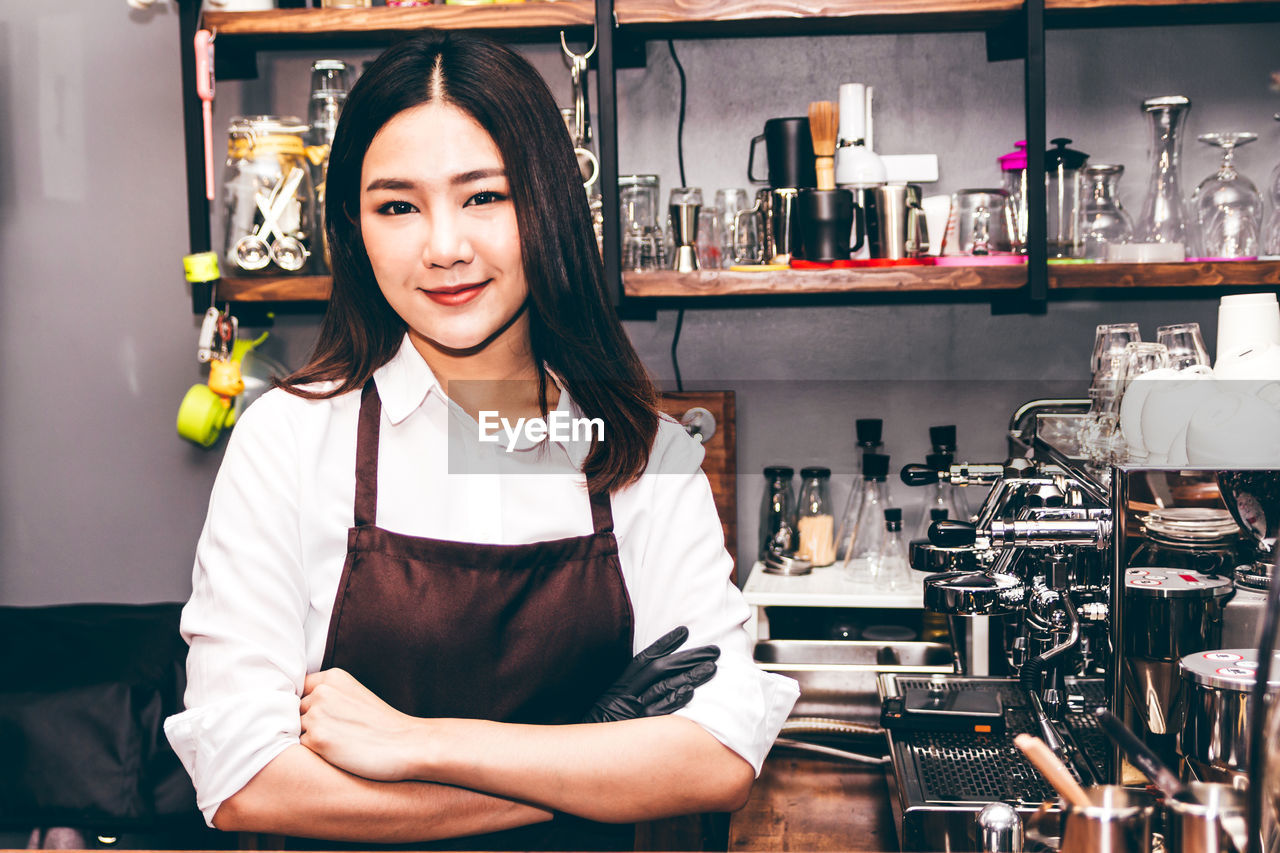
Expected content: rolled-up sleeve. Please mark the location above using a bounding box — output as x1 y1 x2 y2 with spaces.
164 393 310 826
624 423 799 776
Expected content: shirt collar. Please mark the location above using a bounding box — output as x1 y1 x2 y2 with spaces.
372 336 592 466
372 335 444 426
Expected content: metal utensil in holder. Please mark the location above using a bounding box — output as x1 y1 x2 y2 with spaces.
223 116 317 274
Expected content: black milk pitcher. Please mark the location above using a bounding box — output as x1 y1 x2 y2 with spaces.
748 118 818 190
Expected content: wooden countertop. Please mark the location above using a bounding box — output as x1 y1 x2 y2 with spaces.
729 749 899 852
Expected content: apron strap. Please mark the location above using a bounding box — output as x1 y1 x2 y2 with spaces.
354 379 382 528
587 489 614 536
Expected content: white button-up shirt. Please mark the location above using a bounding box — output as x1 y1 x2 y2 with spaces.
164 336 799 826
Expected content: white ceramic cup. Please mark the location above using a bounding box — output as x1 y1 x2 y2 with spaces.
1138 367 1215 464
920 195 951 257
1215 342 1280 382
1119 367 1182 459
1186 383 1280 467
1216 293 1280 363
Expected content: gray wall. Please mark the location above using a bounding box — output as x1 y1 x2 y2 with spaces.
0 1 1276 603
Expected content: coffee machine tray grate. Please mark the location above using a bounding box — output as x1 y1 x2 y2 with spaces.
885 676 1111 805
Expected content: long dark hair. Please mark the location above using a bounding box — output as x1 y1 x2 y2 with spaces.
283 32 659 494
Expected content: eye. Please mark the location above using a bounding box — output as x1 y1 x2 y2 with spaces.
465 190 508 207
375 200 417 216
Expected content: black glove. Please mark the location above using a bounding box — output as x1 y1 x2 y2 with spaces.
582 626 719 723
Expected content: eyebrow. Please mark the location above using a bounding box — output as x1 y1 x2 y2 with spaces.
365 168 506 192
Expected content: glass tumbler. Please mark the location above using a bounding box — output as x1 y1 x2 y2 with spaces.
618 175 662 272
1090 322 1142 388
1156 322 1210 370
716 189 754 268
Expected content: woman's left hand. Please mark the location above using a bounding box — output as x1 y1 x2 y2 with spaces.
299 668 425 781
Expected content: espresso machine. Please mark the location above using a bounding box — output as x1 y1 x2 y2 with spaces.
878 399 1280 852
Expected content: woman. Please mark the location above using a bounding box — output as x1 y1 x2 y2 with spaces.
164 31 798 848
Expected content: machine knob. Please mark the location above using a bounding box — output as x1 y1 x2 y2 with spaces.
901 464 942 486
929 519 978 548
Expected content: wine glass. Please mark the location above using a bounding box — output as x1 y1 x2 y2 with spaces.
1192 132 1263 259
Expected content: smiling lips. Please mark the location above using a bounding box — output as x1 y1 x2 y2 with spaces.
421 281 488 306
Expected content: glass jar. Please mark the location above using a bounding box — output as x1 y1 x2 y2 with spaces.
223 116 318 275
1080 164 1134 260
795 467 836 567
1130 508 1243 576
998 140 1029 253
619 175 663 271
759 466 797 561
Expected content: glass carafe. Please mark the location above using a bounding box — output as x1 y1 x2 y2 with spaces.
1080 164 1134 260
1046 138 1088 258
1136 96 1193 251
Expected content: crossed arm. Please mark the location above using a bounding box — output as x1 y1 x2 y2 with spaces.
212 668 755 842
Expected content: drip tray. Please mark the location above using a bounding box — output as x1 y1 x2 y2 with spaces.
878 674 1111 852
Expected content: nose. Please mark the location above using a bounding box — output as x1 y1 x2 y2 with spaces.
421 209 474 269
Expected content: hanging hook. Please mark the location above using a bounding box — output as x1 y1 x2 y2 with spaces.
559 27 596 64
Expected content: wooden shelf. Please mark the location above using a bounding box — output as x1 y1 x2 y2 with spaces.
202 0 1278 46
1049 260 1280 289
613 0 1020 34
203 3 595 45
218 274 331 302
623 265 1026 297
215 261 1280 302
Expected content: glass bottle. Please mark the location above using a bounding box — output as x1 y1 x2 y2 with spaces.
842 452 891 578
877 508 912 590
927 425 971 523
1046 138 1089 259
758 466 797 561
306 60 351 274
999 141 1029 253
795 467 836 567
1080 164 1134 260
834 419 884 562
1136 96 1193 250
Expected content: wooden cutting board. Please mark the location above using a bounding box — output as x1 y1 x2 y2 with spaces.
657 390 738 582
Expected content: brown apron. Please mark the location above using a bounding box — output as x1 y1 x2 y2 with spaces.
303 380 636 850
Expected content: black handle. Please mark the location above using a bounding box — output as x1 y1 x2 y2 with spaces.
849 202 866 255
901 464 942 487
1094 709 1192 803
929 520 977 548
747 134 766 184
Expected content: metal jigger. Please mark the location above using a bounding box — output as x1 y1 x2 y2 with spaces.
670 202 701 272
